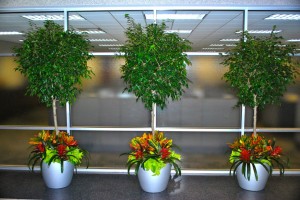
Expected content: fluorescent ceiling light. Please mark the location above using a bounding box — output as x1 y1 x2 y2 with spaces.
287 39 300 42
0 31 23 35
265 14 300 20
225 44 237 47
77 30 105 34
145 14 205 20
236 30 282 34
164 30 192 34
202 48 224 50
220 39 239 42
210 44 224 46
108 48 120 50
22 14 85 21
89 39 117 42
99 44 123 47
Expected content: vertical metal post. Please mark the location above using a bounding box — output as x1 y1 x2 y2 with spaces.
152 9 157 134
153 9 157 24
64 9 71 134
240 8 248 136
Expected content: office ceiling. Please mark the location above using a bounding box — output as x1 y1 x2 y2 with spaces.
0 9 300 54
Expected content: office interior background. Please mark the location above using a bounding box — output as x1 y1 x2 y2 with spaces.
0 0 300 173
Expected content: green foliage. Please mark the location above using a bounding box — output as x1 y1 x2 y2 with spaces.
27 130 89 173
222 26 299 109
120 131 181 176
14 20 94 107
119 15 192 110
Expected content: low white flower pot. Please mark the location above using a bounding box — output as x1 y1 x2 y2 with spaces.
138 163 171 193
42 161 74 189
236 163 270 191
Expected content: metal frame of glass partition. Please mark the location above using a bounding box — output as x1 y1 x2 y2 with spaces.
0 5 300 175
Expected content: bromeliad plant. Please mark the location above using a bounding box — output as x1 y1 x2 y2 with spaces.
28 130 89 172
228 133 289 181
121 131 181 176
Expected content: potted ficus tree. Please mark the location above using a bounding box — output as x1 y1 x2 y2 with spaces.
222 26 298 191
14 20 94 189
119 14 192 193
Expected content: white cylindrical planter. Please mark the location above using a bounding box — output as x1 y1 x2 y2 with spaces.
42 161 74 189
236 163 270 191
138 163 171 193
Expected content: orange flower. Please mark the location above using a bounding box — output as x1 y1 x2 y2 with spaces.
63 135 78 146
42 131 51 142
266 145 272 152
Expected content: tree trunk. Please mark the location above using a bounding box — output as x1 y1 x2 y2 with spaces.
253 94 257 136
52 98 59 135
151 103 156 135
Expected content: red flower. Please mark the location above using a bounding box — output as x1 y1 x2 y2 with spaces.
160 148 170 159
240 149 251 162
135 150 143 160
271 146 282 156
57 144 67 157
36 143 45 153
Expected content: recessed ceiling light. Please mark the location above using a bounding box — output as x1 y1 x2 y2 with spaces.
0 31 23 35
287 39 300 42
89 39 117 42
22 14 85 21
220 39 239 42
265 14 300 20
98 44 123 47
164 30 192 34
235 30 282 34
145 14 206 20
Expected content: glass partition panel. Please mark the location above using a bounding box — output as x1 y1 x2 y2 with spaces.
0 11 65 53
0 130 34 165
157 55 251 127
68 10 148 53
248 10 300 128
71 56 150 126
72 130 239 169
154 10 244 53
0 56 49 125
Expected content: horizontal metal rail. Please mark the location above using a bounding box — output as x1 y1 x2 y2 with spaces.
0 125 299 133
1 165 299 176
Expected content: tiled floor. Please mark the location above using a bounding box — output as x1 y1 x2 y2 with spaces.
0 170 300 200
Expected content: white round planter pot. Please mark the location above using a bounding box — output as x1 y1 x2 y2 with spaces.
236 163 270 191
138 163 171 193
42 161 74 189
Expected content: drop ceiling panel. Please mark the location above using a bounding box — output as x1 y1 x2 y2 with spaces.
0 9 299 54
